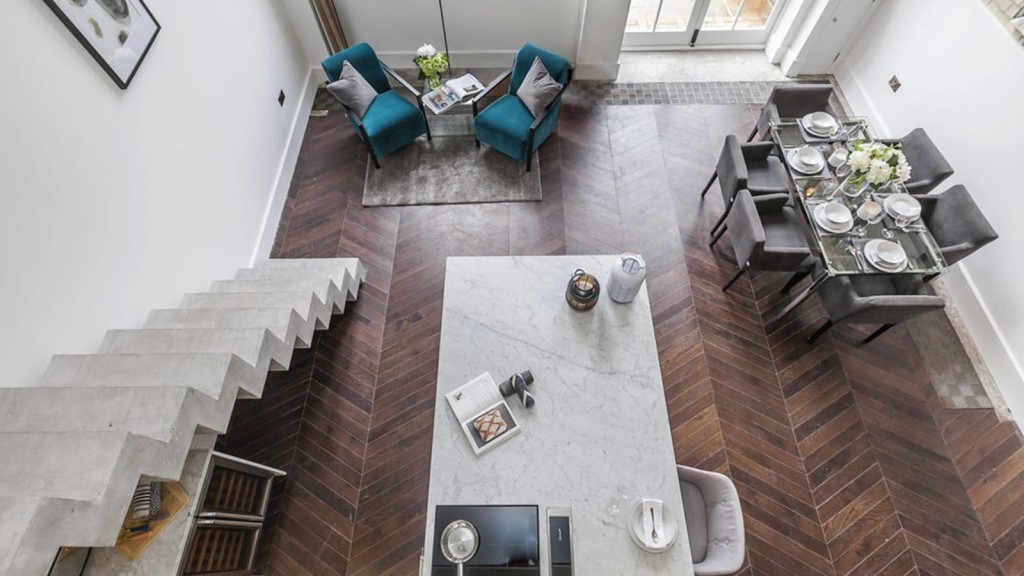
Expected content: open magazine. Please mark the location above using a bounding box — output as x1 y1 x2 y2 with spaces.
422 73 484 114
445 372 521 455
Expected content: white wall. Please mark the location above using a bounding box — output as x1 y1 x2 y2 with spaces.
331 0 622 78
0 1 312 388
835 0 1024 421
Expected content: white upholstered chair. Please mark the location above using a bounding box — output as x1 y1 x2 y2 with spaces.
677 464 746 576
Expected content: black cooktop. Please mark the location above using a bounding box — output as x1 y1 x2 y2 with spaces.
432 505 540 576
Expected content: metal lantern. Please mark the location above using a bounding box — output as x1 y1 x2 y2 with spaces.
566 268 600 312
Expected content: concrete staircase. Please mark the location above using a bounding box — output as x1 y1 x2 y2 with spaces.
0 258 365 576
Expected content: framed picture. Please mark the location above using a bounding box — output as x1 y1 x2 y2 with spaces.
43 0 161 89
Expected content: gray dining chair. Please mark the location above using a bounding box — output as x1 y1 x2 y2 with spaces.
918 185 998 269
701 136 790 239
807 268 946 344
712 191 812 292
878 128 953 195
747 84 836 142
677 464 746 576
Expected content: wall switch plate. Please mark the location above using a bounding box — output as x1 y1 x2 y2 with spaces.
278 90 286 106
888 76 901 92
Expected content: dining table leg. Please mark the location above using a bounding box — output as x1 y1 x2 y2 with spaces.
770 271 829 324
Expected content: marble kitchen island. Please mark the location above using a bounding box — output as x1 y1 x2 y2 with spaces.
423 256 693 576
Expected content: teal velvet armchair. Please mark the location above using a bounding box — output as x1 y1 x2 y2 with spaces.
322 43 430 169
473 43 572 172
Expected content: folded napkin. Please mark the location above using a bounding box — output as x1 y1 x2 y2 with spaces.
640 498 667 549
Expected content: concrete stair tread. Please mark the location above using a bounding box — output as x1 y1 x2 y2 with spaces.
210 277 337 301
0 432 131 500
42 353 258 399
144 308 301 342
98 328 285 368
0 387 192 438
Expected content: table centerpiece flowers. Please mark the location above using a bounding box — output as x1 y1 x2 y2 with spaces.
414 43 448 90
843 141 912 195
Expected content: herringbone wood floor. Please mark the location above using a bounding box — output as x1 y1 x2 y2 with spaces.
219 98 1024 576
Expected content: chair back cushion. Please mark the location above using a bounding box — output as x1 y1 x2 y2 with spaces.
680 480 709 563
322 42 391 94
516 56 564 117
326 61 379 119
510 43 570 94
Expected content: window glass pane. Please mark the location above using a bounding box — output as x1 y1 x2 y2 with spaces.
701 0 737 30
735 0 776 29
654 0 695 32
626 0 660 32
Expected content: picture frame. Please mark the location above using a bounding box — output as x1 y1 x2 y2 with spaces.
42 0 161 89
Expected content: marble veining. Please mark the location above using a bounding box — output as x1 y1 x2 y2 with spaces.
424 256 693 576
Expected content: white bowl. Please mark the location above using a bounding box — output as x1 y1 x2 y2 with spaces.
875 240 906 265
823 203 852 224
797 146 822 167
885 194 921 218
809 111 836 130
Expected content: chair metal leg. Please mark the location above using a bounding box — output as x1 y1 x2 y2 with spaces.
923 273 938 284
781 270 809 293
475 138 480 148
709 223 727 249
746 125 759 142
709 207 729 238
525 151 532 172
369 148 381 170
700 172 718 199
862 324 895 344
806 320 834 344
424 119 432 142
722 266 746 292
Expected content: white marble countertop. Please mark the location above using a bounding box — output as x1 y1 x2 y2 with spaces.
424 255 693 576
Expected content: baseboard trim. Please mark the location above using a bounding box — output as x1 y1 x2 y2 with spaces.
574 62 619 81
251 66 323 265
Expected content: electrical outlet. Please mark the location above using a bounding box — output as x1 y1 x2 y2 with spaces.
278 90 286 106
888 76 901 93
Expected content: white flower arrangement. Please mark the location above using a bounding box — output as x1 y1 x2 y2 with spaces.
844 140 912 190
413 43 447 89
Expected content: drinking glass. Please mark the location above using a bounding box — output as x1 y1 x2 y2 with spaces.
600 481 637 526
834 163 852 178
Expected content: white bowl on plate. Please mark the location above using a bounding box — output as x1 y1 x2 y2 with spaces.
883 194 921 219
809 111 836 131
865 239 908 270
823 203 852 225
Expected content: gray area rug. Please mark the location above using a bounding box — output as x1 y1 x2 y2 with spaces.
363 114 541 207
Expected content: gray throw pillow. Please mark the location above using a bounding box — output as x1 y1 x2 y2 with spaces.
326 60 378 120
515 56 563 118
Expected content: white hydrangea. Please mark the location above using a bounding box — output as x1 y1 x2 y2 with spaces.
416 44 437 58
866 159 892 185
895 160 912 182
848 150 871 172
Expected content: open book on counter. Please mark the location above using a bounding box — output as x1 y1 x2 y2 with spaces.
422 73 484 114
445 372 521 455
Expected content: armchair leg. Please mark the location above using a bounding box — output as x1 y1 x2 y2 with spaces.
806 320 834 344
475 138 480 148
746 125 759 142
369 148 381 170
923 273 938 284
526 151 532 172
781 270 809 293
722 267 746 292
709 207 729 238
700 172 718 199
862 324 895 344
424 119 432 142
709 223 727 249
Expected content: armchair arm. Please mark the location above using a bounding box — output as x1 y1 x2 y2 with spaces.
381 63 420 98
741 142 776 163
472 68 513 116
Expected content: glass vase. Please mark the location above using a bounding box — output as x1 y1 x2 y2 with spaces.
427 74 441 90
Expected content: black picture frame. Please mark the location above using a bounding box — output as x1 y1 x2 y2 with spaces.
42 0 161 89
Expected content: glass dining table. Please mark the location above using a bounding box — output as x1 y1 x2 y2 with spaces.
768 118 948 323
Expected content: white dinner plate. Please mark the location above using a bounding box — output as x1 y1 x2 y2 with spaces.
787 148 824 175
883 194 922 220
628 500 678 554
864 239 909 272
801 113 839 137
813 203 853 234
